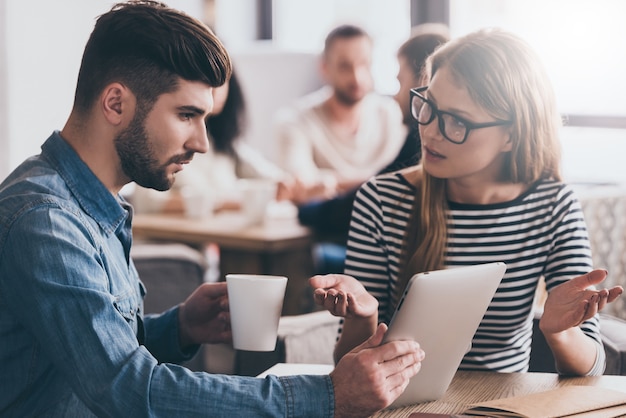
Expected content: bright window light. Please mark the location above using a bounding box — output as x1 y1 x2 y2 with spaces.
450 0 626 117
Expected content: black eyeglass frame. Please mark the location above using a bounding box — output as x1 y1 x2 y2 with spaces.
410 86 513 144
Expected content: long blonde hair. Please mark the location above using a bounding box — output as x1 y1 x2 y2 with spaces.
396 28 563 306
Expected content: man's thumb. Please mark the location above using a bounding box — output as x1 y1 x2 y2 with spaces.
360 323 387 349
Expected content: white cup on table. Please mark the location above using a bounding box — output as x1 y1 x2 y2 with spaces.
226 274 287 351
181 187 213 220
237 179 277 226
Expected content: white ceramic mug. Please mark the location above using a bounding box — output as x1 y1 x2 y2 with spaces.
237 179 277 225
181 187 213 220
226 274 287 351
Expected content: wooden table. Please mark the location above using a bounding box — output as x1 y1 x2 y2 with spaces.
132 212 315 315
373 370 626 417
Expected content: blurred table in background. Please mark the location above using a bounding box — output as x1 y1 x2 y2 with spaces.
132 210 315 315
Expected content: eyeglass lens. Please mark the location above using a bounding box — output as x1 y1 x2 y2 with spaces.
412 94 467 143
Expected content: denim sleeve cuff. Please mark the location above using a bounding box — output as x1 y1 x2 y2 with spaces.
143 306 200 364
279 374 334 418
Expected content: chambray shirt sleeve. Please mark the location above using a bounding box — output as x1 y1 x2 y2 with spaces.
0 204 334 417
143 307 200 364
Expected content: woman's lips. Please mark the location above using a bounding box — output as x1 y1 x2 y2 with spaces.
423 145 445 160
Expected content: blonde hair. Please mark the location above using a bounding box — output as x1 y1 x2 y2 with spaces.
396 28 563 306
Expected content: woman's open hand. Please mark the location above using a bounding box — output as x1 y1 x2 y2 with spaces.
309 274 378 319
540 269 623 334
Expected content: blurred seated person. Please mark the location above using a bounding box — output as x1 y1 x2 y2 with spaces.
133 68 293 216
298 24 450 274
274 24 406 206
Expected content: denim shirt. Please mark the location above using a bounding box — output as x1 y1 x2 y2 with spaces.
0 132 334 417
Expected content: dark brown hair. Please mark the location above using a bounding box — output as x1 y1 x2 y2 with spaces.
323 24 371 56
207 68 246 157
397 28 449 81
73 1 232 115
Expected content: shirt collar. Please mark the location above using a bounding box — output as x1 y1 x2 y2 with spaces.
41 131 129 236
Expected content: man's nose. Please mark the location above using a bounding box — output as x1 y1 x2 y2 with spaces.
189 122 209 154
354 67 371 86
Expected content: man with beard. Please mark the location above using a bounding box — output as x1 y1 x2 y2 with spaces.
274 24 406 205
0 2 424 417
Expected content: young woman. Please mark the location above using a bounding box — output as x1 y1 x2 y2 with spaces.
310 28 623 376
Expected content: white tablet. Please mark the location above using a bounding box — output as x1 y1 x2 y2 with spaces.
383 262 507 408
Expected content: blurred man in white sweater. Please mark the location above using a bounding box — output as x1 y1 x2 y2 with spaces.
274 24 406 205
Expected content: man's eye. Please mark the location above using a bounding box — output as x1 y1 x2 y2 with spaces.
181 113 194 121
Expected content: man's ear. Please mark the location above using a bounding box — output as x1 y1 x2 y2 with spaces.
319 57 330 83
101 83 134 126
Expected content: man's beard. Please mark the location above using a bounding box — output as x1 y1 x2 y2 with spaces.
114 111 193 191
334 86 366 106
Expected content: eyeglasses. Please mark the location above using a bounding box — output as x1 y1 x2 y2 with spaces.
410 86 512 144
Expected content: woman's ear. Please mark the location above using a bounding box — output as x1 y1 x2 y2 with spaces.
101 83 134 126
500 128 514 152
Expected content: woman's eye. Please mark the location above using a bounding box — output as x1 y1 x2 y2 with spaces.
450 116 466 129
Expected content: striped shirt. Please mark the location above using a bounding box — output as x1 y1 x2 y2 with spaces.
344 172 603 373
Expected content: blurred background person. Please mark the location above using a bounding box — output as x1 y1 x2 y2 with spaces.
274 24 406 206
298 25 450 274
389 23 451 171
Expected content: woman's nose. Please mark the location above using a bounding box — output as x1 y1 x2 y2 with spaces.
421 115 445 141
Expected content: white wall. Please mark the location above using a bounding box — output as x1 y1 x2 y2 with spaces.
0 0 205 179
3 1 111 178
233 46 322 162
212 0 257 51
